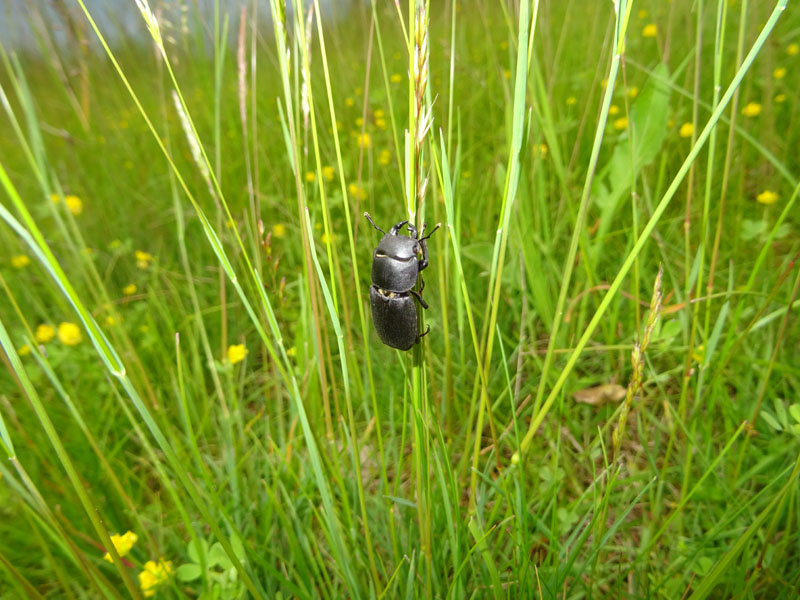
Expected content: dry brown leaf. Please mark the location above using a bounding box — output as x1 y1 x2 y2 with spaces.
572 383 626 407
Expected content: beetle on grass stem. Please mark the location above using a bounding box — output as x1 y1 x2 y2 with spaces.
364 212 440 350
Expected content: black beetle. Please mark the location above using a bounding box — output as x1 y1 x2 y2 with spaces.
364 212 439 350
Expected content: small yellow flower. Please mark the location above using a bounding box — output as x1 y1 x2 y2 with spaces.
679 122 694 138
775 93 787 103
354 87 363 96
374 109 385 118
613 117 629 131
356 132 371 149
375 117 387 130
355 117 364 127
787 43 799 56
103 531 138 563
272 223 286 238
503 68 511 80
65 195 83 216
322 165 335 181
135 250 154 269
609 104 620 116
105 315 119 327
58 322 82 346
304 171 316 182
50 193 61 204
109 239 122 250
642 24 658 38
345 97 355 107
123 284 138 296
378 149 391 166
741 102 762 117
35 324 55 344
773 67 786 79
628 86 639 98
534 144 548 158
638 9 648 18
348 183 367 201
18 344 31 357
286 346 297 357
756 190 779 205
566 96 577 106
138 559 173 598
11 255 30 269
228 344 248 364
390 73 403 84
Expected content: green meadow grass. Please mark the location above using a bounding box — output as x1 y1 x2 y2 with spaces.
1 0 799 597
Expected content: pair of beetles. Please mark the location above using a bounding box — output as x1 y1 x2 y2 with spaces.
364 212 439 351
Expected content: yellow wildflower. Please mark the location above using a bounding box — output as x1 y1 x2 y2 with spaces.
390 73 403 83
65 195 83 216
286 346 297 357
642 24 658 38
138 559 173 598
613 117 629 131
355 117 364 127
741 102 761 117
123 284 138 296
109 239 122 250
609 104 620 116
345 97 355 107
679 122 694 138
35 324 55 344
11 255 30 269
135 250 154 269
356 132 371 149
566 96 577 106
503 69 511 80
322 166 335 181
50 193 61 204
228 344 248 364
355 87 363 96
375 117 387 130
304 171 316 182
775 93 787 103
773 67 786 79
272 223 286 238
787 43 799 56
103 531 138 563
756 190 778 205
534 144 548 158
18 344 31 357
105 315 119 327
628 86 639 98
348 183 367 201
638 9 648 18
374 109 385 118
321 232 337 244
58 322 82 346
378 149 391 166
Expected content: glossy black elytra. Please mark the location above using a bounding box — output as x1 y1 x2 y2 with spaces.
364 212 439 350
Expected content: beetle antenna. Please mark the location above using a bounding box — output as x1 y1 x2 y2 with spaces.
420 223 441 241
364 212 386 234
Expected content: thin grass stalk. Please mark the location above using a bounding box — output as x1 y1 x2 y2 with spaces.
525 0 628 432
513 0 789 462
0 318 142 598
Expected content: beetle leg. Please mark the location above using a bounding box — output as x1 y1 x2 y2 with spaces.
390 220 409 235
418 324 431 340
364 212 386 234
410 289 429 310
